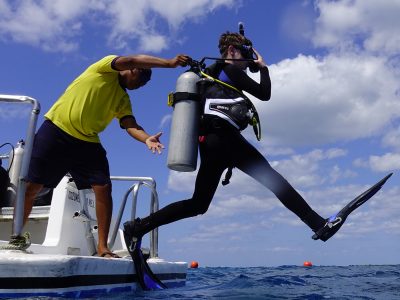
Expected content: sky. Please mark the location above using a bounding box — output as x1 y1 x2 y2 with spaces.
0 0 399 267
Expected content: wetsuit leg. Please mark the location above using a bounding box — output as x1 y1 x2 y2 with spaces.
136 133 227 236
232 133 325 231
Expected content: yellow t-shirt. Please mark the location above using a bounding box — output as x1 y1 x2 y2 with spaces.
45 55 132 143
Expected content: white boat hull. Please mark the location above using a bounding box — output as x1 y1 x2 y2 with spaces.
0 251 187 298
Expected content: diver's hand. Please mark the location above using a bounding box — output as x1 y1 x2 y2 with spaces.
252 48 267 68
145 132 165 154
169 55 191 68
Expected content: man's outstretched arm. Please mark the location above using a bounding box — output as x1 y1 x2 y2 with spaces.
113 54 190 71
120 116 164 154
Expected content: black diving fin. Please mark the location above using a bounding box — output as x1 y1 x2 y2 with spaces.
123 221 167 290
312 173 393 242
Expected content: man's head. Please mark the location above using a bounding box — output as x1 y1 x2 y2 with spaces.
119 68 152 90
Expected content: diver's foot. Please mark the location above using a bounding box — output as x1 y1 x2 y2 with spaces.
123 218 143 252
312 214 345 242
312 173 393 242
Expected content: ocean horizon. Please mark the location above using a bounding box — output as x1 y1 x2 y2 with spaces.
23 264 400 300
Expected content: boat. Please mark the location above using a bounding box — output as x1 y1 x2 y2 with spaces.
0 95 187 298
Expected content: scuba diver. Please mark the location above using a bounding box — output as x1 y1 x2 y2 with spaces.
124 31 330 241
123 29 392 290
124 31 392 258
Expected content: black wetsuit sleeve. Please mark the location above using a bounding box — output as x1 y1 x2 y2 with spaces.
222 64 271 100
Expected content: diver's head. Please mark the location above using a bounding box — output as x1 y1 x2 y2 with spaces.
218 31 255 69
219 32 254 58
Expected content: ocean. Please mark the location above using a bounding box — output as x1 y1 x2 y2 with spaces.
24 264 400 300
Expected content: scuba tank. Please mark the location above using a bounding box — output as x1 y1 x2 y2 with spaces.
6 140 25 206
167 69 202 172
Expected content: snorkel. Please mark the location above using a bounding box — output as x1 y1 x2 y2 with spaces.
238 22 259 73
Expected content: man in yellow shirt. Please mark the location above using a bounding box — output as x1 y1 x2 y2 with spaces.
17 53 190 258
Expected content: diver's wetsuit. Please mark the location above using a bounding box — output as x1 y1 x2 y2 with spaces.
136 62 325 236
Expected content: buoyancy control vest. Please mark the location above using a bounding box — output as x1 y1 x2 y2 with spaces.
201 63 261 139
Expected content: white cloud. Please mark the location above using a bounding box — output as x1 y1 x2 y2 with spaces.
0 0 92 52
353 152 400 172
381 126 400 151
280 0 315 43
208 194 276 217
250 52 400 147
353 157 369 169
139 34 168 53
159 114 172 130
313 0 400 56
105 0 237 52
270 148 348 187
104 0 153 50
0 104 31 121
148 0 236 30
168 221 253 243
0 0 236 52
369 153 400 172
167 169 198 192
329 165 357 184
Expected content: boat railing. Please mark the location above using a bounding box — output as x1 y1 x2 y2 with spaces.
108 176 160 258
0 95 40 238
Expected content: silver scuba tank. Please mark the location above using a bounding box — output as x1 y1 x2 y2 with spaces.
167 71 201 172
6 140 25 206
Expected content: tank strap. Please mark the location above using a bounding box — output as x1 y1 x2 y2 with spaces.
222 166 234 186
167 92 201 107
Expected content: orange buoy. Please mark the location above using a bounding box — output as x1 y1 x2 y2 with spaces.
303 261 313 267
190 261 199 268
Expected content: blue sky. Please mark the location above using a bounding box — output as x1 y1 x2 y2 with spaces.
1 0 399 267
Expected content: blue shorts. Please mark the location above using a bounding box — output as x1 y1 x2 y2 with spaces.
27 120 111 190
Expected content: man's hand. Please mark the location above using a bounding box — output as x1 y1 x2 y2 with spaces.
169 55 191 68
145 132 165 154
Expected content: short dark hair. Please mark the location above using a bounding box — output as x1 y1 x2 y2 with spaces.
139 68 152 85
218 31 253 57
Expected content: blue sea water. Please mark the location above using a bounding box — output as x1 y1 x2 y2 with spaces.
29 265 400 300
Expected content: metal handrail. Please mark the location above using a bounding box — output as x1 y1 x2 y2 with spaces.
108 176 160 258
0 95 41 237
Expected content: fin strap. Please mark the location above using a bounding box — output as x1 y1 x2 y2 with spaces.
222 167 233 186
